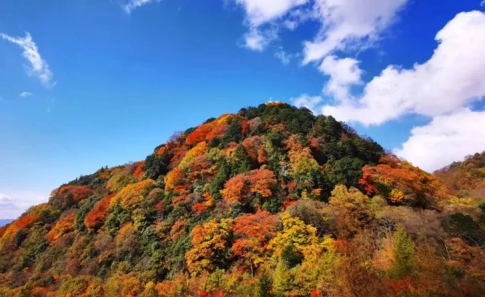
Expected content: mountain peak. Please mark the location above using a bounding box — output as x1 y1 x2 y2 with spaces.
1 104 484 296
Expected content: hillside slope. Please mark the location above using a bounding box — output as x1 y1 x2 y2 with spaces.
435 151 485 198
1 103 485 297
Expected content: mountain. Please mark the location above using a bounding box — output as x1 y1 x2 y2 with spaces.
0 220 13 227
435 151 485 198
1 103 484 297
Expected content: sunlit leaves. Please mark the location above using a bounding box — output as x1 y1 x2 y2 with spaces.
84 194 116 230
185 218 233 275
231 211 278 271
115 179 156 209
221 169 277 204
47 213 76 242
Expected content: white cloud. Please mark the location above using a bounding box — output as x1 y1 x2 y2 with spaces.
291 94 322 114
0 32 54 87
242 27 277 51
274 48 293 65
235 0 308 27
20 92 32 97
319 55 362 102
0 193 21 219
394 109 485 172
233 0 407 68
303 0 408 64
234 0 308 51
122 0 161 14
0 191 48 219
320 11 485 126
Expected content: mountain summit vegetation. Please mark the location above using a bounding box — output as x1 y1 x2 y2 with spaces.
1 103 485 296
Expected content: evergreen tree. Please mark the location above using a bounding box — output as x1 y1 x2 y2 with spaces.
391 226 415 279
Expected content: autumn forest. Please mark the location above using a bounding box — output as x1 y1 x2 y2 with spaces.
1 103 485 297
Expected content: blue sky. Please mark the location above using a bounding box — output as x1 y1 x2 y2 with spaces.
1 0 484 219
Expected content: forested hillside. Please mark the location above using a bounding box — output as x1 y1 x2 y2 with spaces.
1 103 484 297
435 151 485 198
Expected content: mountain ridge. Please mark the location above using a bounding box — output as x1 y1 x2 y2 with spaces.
1 102 484 297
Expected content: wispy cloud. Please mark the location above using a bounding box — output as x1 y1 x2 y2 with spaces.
121 0 162 14
0 32 54 87
0 191 48 219
274 48 294 65
20 92 32 97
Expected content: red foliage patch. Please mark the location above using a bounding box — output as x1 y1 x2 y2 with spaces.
132 161 145 180
221 169 277 204
192 203 206 213
84 194 115 230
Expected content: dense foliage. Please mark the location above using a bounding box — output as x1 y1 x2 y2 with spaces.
435 151 485 198
1 103 485 296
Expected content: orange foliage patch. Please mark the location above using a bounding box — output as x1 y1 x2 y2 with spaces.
84 194 115 230
132 161 145 180
283 195 297 209
179 142 208 169
165 168 186 192
221 169 277 204
116 223 135 246
1 214 40 241
231 211 278 269
386 276 416 295
55 185 94 203
155 200 165 213
156 139 181 156
170 219 187 241
47 213 76 242
186 123 214 146
192 203 206 213
186 115 233 146
169 145 187 168
189 155 213 180
360 155 445 206
242 136 266 164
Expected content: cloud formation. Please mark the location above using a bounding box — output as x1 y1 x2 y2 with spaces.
1 32 54 87
0 191 48 220
235 0 308 27
394 109 485 172
303 0 408 64
122 0 161 14
321 11 485 126
20 92 32 97
234 0 307 51
0 193 21 219
234 0 407 60
291 94 322 114
319 55 362 102
274 48 294 65
242 27 278 51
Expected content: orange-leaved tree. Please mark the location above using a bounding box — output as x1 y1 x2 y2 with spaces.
221 169 277 204
47 212 76 242
231 210 278 273
84 194 116 230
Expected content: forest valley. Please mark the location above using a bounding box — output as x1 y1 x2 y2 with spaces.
1 103 485 297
